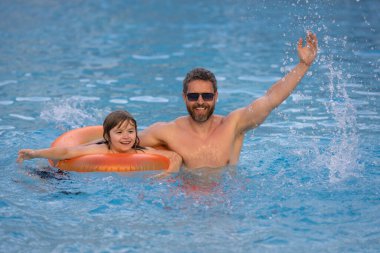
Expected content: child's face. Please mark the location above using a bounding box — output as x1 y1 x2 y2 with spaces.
108 120 137 153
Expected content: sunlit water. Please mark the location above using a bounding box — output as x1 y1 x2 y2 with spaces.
0 1 379 252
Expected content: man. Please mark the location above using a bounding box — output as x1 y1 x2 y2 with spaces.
140 32 318 169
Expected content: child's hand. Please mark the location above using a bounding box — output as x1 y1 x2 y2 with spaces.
17 149 35 163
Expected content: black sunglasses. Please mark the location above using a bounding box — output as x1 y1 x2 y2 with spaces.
186 93 215 101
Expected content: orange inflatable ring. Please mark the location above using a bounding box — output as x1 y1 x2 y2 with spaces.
49 126 170 172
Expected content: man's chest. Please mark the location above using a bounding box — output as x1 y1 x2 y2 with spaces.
165 130 236 168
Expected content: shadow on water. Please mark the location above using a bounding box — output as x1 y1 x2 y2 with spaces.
23 166 71 181
13 165 88 197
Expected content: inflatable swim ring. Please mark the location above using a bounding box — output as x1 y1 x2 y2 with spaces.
49 126 170 172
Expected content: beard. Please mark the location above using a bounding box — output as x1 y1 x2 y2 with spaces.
186 103 215 122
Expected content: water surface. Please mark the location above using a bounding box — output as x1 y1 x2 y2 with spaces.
0 1 379 252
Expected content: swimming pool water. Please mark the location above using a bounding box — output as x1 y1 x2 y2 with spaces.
1 0 379 252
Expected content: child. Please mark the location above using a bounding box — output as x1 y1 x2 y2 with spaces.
17 110 182 178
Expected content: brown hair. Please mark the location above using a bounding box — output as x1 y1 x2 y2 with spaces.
182 67 217 94
102 110 143 150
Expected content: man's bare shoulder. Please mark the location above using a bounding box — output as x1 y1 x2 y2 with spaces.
173 116 189 124
217 110 243 126
145 116 187 132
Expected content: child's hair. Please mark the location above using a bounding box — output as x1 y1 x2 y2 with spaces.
102 110 144 150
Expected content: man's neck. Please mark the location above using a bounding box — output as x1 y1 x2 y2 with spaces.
186 115 217 137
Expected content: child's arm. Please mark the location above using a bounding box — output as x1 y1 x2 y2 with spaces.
17 144 106 163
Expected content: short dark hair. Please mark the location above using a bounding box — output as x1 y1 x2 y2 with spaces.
183 68 217 93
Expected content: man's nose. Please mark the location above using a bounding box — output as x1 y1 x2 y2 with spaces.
197 94 205 103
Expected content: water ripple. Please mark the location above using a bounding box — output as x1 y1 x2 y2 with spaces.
132 54 170 60
0 100 14 105
9 114 35 121
0 125 15 130
0 80 17 86
109 99 128 104
130 96 169 103
238 75 281 82
16 97 51 102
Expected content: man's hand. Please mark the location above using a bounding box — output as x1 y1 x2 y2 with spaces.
298 31 318 66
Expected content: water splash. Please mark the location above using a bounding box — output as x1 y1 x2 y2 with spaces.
40 97 109 130
275 1 365 183
317 38 362 183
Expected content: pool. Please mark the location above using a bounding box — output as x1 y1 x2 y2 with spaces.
1 0 379 252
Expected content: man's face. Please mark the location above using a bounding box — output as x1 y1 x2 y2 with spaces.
184 80 217 122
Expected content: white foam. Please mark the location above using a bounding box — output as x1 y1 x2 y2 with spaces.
0 100 14 105
132 54 170 60
0 80 18 86
16 97 51 102
109 99 128 104
9 114 35 121
155 77 164 81
129 96 169 103
237 75 281 82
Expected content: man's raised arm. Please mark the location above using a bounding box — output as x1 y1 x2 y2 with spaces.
235 32 318 132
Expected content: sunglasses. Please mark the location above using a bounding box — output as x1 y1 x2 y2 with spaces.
186 93 215 101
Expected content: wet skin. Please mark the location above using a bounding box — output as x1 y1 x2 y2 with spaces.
138 32 319 169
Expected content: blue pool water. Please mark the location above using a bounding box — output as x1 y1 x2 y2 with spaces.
1 0 379 252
